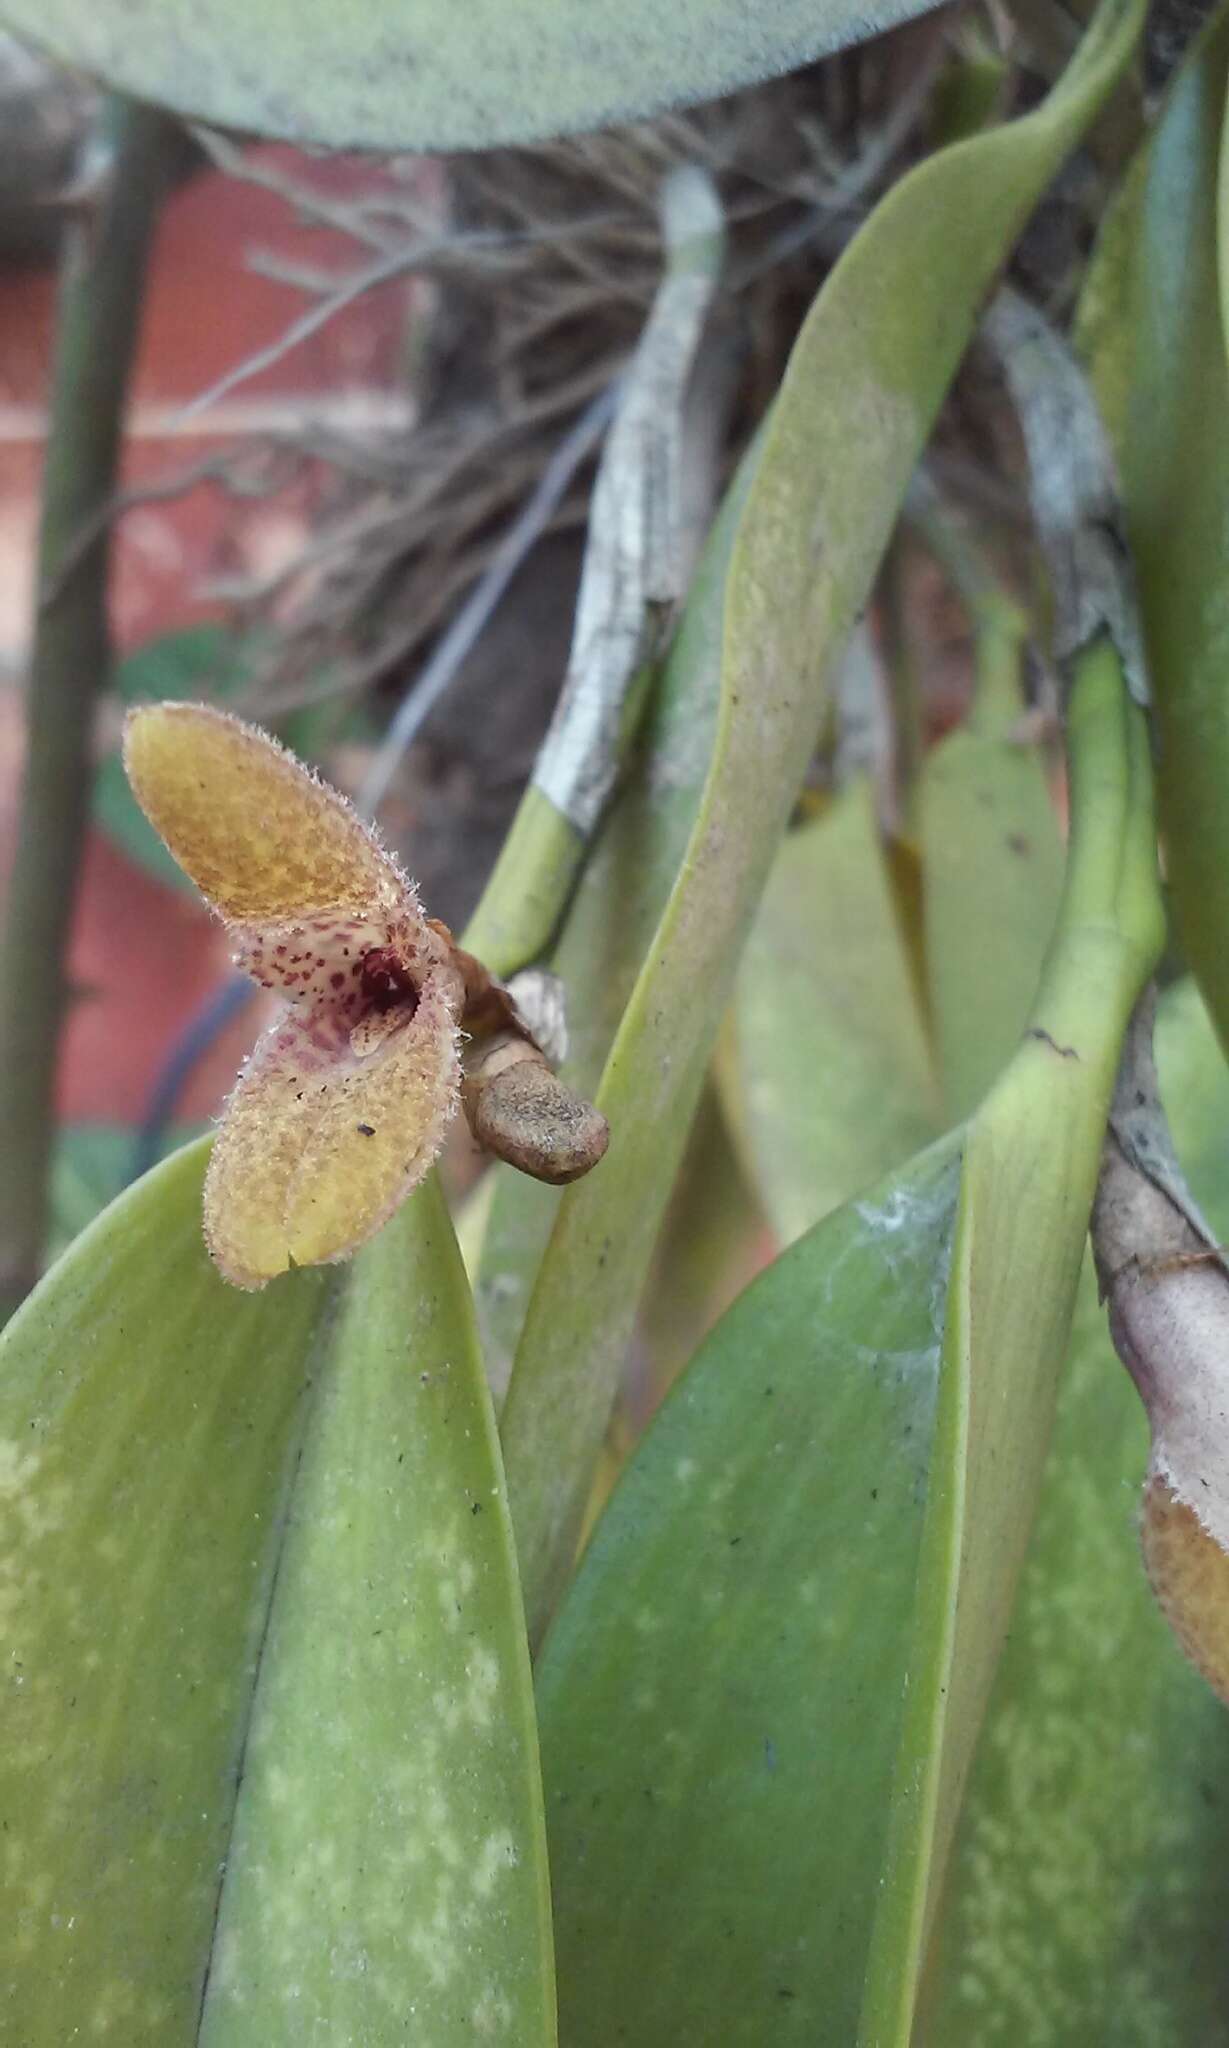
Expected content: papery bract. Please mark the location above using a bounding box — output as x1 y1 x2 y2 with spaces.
1092 1003 1229 1709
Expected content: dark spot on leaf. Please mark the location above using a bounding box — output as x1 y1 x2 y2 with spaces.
1026 1026 1079 1060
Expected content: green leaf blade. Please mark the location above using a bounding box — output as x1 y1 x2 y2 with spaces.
721 782 941 1246
3 1149 553 2046
0 1138 330 2044
0 0 947 150
1081 1 1229 1055
538 1136 962 2047
926 981 1229 2045
199 1174 555 2046
502 0 1148 1646
861 641 1164 2044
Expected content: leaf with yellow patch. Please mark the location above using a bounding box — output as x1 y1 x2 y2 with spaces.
199 1175 555 2045
0 1145 556 2046
925 984 1229 2045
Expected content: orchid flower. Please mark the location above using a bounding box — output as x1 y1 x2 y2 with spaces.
124 702 606 1290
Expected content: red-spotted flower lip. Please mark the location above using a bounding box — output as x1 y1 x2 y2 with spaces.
358 945 420 1014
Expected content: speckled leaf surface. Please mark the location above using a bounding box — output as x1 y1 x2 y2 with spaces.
1080 2 1229 1054
0 1139 329 2044
721 783 941 1246
199 1172 554 2044
926 981 1229 2045
537 1135 962 2048
860 644 1163 2042
0 0 946 150
0 1147 553 2046
500 0 1148 1644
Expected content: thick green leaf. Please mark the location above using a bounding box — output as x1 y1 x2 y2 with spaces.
0 1139 329 2042
538 1134 963 2048
1080 1 1229 1054
0 0 945 151
861 642 1164 2041
501 0 1148 1646
200 1174 554 2045
96 627 252 895
720 783 941 1246
1 1149 553 2045
925 980 1229 2046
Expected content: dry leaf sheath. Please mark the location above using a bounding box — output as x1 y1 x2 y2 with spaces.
1092 997 1229 1704
123 703 607 1288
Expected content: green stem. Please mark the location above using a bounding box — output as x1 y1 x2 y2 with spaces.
0 97 179 1322
460 787 584 976
1032 632 1164 1049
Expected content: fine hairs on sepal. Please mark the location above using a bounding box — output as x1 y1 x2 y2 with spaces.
124 702 607 1287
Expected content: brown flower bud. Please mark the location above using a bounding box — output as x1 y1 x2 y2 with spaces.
461 1034 609 1185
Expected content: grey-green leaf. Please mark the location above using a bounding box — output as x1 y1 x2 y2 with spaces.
720 782 941 1245
1079 0 1229 1058
200 1173 554 2045
1 1149 554 2046
925 980 1229 2045
0 0 947 151
537 1134 962 2047
0 1139 330 2042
